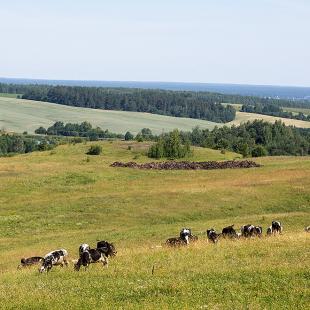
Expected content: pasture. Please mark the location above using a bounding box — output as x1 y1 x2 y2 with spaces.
0 141 309 309
2 97 310 137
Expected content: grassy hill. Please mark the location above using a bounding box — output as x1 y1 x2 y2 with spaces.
2 97 310 136
0 141 309 309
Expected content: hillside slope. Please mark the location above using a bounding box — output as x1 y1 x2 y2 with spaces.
0 141 309 309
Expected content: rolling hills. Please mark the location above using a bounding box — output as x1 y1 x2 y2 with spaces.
1 96 310 135
0 141 309 309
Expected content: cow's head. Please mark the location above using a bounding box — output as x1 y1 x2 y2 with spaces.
39 258 52 273
106 243 117 257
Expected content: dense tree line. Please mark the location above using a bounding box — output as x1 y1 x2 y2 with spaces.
241 104 310 122
20 86 235 123
0 133 61 156
179 120 310 157
35 121 124 140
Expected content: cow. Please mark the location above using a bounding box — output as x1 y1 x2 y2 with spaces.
254 226 263 237
74 248 108 271
18 256 44 269
39 249 68 273
206 229 221 244
272 221 283 234
305 226 310 233
241 224 255 237
222 225 237 238
79 243 90 256
165 228 193 246
266 226 273 236
180 228 192 244
96 241 117 258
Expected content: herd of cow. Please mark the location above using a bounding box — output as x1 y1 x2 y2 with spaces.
166 221 284 246
18 221 309 273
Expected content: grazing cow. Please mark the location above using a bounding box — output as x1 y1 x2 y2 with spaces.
206 229 221 244
222 225 237 238
254 226 263 237
305 226 310 233
266 226 273 236
18 256 44 269
272 221 283 234
39 249 68 273
241 225 263 238
79 243 90 256
96 241 117 258
74 248 108 271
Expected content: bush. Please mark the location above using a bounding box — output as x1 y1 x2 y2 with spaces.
148 129 192 159
125 131 134 141
35 127 47 135
86 145 102 155
251 145 268 157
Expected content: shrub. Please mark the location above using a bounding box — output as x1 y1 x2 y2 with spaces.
125 131 134 141
35 127 47 135
148 129 192 159
86 145 102 155
251 145 268 157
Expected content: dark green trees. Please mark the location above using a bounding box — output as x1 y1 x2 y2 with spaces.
148 129 191 159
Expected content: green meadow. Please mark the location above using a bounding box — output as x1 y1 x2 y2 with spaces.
0 141 309 309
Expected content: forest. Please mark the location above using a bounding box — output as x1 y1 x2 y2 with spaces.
180 120 310 157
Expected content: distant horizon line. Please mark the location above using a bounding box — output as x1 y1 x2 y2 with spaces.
1 76 310 89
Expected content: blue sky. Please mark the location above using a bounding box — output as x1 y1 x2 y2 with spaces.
0 0 309 86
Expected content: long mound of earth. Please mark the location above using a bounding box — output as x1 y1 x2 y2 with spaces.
110 160 261 170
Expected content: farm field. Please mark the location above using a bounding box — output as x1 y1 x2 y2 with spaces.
0 141 309 309
0 97 221 134
229 111 310 128
2 97 310 136
283 106 310 116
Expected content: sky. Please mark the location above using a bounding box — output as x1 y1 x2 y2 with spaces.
0 0 309 86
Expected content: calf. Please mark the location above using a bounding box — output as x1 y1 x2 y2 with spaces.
39 249 68 273
254 226 263 237
206 229 221 244
272 221 283 234
74 248 108 271
18 256 44 269
222 225 237 238
305 226 310 233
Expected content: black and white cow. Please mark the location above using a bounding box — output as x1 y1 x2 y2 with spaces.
272 221 283 234
165 228 193 246
39 249 68 273
222 225 237 238
18 256 44 269
266 226 273 236
206 229 221 244
305 226 310 233
241 225 263 238
79 243 90 256
96 241 117 258
74 248 108 271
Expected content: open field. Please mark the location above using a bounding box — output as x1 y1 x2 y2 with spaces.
229 111 310 128
2 97 310 136
283 107 310 116
0 97 221 134
0 93 20 98
0 141 309 309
